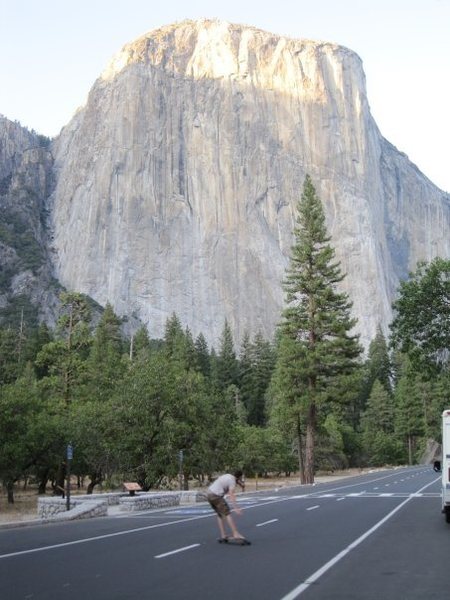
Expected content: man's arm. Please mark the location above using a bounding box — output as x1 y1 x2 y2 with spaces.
228 488 242 515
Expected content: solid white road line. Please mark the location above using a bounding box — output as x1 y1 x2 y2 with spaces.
0 514 212 560
279 477 439 600
155 544 200 559
256 519 279 527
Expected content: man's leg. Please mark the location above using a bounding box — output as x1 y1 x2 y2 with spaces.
216 515 227 538
225 514 244 539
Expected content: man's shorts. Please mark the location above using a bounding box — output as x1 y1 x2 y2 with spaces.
207 493 231 517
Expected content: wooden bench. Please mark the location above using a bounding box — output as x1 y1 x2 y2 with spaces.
123 482 142 496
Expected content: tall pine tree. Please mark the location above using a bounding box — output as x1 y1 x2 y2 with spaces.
367 327 392 392
216 320 239 391
271 175 361 483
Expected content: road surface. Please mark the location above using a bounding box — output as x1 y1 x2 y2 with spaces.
0 466 445 599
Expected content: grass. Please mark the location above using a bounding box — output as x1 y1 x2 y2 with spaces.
0 491 38 523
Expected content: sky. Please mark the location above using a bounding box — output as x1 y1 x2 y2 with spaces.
1 0 449 191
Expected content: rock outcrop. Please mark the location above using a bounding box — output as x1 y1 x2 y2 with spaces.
0 116 59 327
24 20 450 347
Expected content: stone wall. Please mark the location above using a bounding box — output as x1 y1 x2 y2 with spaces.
37 490 205 521
38 497 109 521
119 491 204 512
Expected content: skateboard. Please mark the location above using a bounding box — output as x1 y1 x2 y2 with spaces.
218 537 251 545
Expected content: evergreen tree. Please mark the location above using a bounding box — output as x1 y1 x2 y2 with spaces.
35 292 92 404
194 333 210 377
238 331 254 420
73 303 125 491
269 335 311 479
393 355 425 464
130 326 151 360
34 293 93 495
88 303 124 392
270 175 362 483
163 313 192 368
250 332 276 426
92 303 122 354
240 332 276 427
164 313 184 356
0 315 45 383
355 328 393 430
366 327 392 394
183 327 196 371
209 348 219 389
0 327 18 384
216 320 239 390
28 323 53 378
413 372 449 444
361 380 399 465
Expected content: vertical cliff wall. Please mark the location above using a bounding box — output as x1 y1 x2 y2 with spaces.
49 20 450 348
0 116 58 326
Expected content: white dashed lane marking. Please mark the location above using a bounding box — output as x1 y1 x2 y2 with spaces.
256 519 279 527
155 544 200 559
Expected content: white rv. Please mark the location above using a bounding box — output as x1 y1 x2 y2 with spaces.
441 410 450 522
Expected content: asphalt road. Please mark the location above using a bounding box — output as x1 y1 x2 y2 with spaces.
0 466 445 600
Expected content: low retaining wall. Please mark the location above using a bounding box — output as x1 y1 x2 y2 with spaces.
119 490 204 512
38 497 108 521
38 490 205 521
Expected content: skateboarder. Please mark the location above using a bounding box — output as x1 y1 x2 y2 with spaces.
207 470 247 541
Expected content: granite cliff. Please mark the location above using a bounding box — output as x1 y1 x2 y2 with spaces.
0 117 58 327
3 20 449 347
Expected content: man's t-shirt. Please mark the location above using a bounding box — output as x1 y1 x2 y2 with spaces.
208 474 235 497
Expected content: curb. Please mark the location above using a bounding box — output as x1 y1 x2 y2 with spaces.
0 518 44 530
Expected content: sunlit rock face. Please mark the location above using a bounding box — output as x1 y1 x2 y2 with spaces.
49 19 450 348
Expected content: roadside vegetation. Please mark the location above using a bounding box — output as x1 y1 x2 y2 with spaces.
0 177 448 504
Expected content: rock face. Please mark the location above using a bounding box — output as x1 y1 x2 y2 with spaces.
0 117 58 327
48 19 450 348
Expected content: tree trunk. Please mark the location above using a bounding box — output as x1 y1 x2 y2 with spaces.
87 471 102 494
296 415 306 484
6 481 14 504
54 461 66 496
38 469 50 494
305 401 316 484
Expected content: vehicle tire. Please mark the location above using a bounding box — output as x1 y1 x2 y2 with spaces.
445 508 450 523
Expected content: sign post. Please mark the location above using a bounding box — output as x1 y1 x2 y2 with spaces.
179 449 184 491
66 443 73 511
